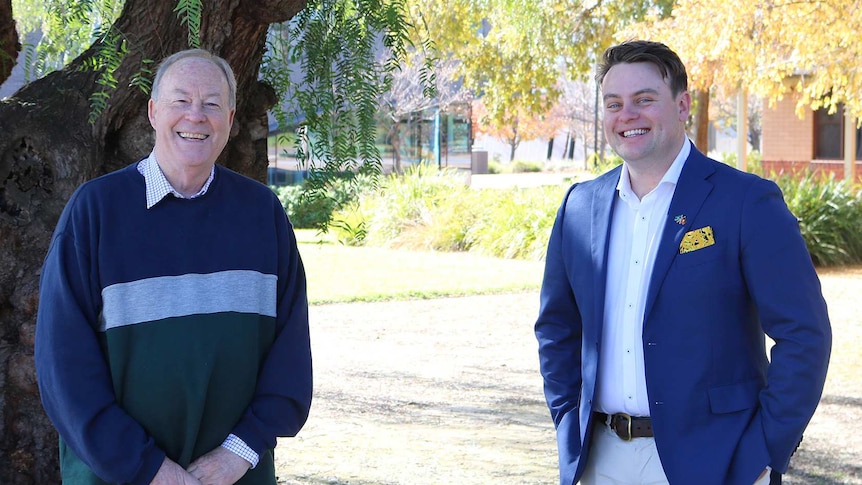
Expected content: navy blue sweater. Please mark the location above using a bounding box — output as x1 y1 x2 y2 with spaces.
35 163 312 484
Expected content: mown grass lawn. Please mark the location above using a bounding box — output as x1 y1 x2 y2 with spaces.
285 229 862 485
296 229 546 304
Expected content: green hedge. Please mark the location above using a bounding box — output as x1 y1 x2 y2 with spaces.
278 162 862 266
737 150 862 267
330 165 563 260
775 173 862 267
273 174 377 229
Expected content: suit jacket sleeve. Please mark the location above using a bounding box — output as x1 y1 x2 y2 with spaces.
740 177 831 472
535 185 584 429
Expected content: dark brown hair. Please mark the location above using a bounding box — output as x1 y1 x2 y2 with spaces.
596 40 688 97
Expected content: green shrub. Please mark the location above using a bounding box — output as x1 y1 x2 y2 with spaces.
718 150 862 266
587 152 623 175
510 159 544 173
326 159 862 266
776 173 862 266
487 160 504 174
273 173 376 229
376 165 472 247
331 165 564 260
720 150 763 175
465 186 561 260
328 212 368 246
273 185 337 229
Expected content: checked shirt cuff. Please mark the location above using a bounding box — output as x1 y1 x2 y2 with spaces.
221 434 260 468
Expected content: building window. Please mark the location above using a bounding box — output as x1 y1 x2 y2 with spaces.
385 102 473 168
813 103 862 160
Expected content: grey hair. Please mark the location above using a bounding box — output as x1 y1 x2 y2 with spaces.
150 49 237 109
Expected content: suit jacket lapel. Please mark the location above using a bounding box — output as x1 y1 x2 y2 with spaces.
591 168 620 331
644 150 715 321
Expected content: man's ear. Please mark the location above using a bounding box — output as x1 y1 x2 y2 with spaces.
147 98 157 129
677 91 692 122
229 109 238 137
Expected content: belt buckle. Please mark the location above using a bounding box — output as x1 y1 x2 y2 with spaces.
615 413 633 441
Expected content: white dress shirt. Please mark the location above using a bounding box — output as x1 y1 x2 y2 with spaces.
595 139 691 417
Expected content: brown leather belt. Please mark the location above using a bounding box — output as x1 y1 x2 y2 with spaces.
595 412 654 441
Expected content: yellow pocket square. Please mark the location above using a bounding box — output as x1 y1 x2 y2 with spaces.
679 226 715 254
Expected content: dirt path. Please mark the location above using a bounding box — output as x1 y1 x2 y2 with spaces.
274 269 862 484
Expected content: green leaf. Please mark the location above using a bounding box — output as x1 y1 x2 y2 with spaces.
173 0 203 48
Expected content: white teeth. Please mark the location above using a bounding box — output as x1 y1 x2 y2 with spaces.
178 132 208 140
623 129 648 137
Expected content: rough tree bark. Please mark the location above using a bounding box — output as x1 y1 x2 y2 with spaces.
0 0 306 482
0 0 18 85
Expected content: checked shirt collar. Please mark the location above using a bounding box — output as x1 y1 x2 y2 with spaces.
137 152 215 209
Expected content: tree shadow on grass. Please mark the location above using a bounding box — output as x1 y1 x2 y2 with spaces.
317 368 553 431
820 394 862 408
781 394 862 484
279 477 399 485
784 444 862 485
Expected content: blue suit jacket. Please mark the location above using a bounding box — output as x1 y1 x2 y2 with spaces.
535 148 831 485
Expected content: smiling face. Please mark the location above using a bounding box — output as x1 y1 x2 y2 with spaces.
148 57 235 175
601 62 690 172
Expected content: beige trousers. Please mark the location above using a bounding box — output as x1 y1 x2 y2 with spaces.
579 423 771 485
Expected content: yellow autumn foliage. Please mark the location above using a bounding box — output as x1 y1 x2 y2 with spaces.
624 0 862 120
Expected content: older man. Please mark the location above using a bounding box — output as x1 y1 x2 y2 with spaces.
35 49 312 485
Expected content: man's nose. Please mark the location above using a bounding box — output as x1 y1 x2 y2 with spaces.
185 101 206 120
618 103 639 120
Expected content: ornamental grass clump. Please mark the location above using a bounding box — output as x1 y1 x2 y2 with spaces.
776 173 862 266
331 164 564 260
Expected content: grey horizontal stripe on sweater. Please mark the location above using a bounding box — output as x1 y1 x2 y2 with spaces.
98 270 277 331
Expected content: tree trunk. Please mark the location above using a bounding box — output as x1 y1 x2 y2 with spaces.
0 0 306 482
507 116 519 162
692 88 710 152
388 120 403 175
0 0 17 85
748 111 761 152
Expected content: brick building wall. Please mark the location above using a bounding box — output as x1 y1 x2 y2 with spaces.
762 96 813 163
761 93 861 183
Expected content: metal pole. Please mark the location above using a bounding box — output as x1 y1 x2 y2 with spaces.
434 109 442 169
845 111 857 182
